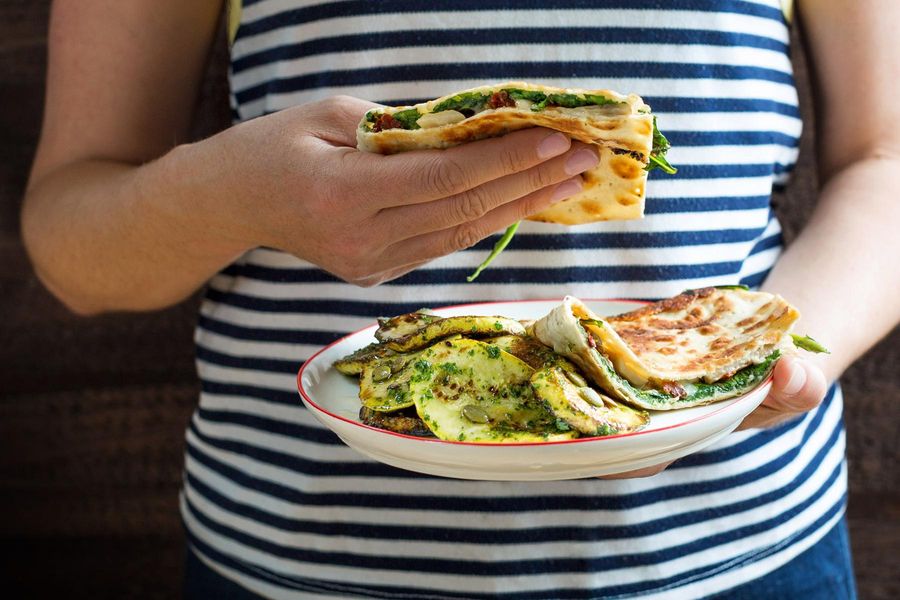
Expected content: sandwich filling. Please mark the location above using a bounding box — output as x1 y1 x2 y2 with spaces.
363 86 674 173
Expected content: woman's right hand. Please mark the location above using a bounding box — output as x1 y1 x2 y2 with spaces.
206 96 600 286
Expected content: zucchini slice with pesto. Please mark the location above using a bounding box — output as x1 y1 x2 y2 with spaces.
386 315 526 352
530 366 649 436
358 351 424 412
375 309 440 343
334 341 398 376
409 338 575 443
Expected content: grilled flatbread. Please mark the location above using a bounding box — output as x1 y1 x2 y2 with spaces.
357 81 673 224
531 290 799 410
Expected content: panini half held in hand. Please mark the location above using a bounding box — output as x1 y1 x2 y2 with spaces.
358 81 675 225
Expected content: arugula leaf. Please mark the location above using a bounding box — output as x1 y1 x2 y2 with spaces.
584 93 624 106
391 108 422 130
647 154 677 174
467 222 520 282
791 334 830 354
579 319 606 329
594 349 781 408
530 92 624 112
714 284 751 291
504 89 547 103
432 92 488 113
646 116 677 174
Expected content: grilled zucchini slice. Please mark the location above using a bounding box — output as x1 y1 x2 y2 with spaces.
359 351 423 412
334 341 397 376
531 366 649 436
408 338 574 442
387 316 526 352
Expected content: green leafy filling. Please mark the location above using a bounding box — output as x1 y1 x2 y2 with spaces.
391 108 423 130
594 349 781 408
646 116 677 174
466 221 519 282
791 334 830 354
505 89 547 103
364 107 423 130
530 92 622 111
580 318 606 329
409 88 625 122
431 91 489 113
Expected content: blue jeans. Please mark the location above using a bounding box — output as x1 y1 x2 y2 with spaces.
184 517 857 599
708 516 857 600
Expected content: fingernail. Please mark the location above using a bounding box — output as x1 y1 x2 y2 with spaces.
565 149 600 175
550 178 583 203
782 361 807 395
537 133 570 159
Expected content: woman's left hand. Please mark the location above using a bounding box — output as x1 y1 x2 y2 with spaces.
602 356 829 479
736 355 829 430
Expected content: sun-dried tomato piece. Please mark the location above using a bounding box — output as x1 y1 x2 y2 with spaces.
372 113 403 132
487 90 516 109
656 380 688 398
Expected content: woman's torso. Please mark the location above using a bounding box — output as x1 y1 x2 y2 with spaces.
184 2 847 597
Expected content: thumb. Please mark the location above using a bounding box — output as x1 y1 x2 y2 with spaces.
764 355 828 414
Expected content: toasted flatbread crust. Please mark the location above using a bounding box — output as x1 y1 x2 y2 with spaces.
357 82 653 224
607 288 799 383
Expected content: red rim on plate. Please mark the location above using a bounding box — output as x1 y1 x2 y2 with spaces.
296 299 773 447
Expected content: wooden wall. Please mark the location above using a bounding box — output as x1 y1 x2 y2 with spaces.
1 2 897 598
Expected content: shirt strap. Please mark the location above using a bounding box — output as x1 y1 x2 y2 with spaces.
228 0 242 44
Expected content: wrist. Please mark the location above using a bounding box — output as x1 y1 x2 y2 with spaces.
145 134 258 261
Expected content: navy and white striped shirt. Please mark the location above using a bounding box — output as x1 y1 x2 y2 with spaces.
183 1 847 597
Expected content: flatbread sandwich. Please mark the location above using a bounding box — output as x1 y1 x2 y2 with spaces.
357 82 677 279
531 287 824 410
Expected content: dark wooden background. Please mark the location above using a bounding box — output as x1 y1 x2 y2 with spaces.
1 2 897 598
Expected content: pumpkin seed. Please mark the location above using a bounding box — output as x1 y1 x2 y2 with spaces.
578 387 606 407
565 370 588 388
371 363 392 382
461 404 490 424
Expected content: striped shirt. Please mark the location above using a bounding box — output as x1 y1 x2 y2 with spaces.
184 1 847 597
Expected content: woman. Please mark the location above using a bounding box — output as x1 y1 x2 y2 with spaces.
22 0 898 597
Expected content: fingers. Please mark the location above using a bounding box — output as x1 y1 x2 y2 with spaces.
599 461 673 480
359 128 576 207
737 356 828 431
736 405 788 431
764 356 828 413
385 174 585 266
380 142 598 238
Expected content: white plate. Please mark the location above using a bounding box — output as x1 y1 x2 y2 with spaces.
297 300 772 481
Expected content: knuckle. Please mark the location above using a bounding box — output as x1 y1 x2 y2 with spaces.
452 186 495 223
425 157 470 197
526 164 556 190
499 144 531 174
448 224 483 253
325 94 355 117
513 191 551 220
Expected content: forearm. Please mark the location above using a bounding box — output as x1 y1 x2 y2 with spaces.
761 151 900 382
21 140 250 315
